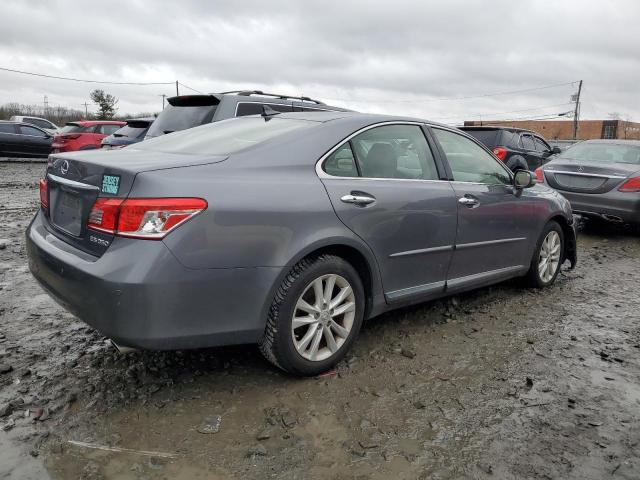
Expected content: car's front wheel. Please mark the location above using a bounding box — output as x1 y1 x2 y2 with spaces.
525 220 564 288
259 254 364 376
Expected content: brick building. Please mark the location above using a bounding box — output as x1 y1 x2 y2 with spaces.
463 119 640 141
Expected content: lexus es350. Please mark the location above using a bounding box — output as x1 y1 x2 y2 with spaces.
27 111 577 376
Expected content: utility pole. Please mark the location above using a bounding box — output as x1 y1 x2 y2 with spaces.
159 94 166 110
572 80 582 140
176 81 179 96
43 95 49 116
82 102 89 119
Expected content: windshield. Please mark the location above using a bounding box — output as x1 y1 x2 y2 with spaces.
135 116 313 155
559 142 640 165
146 104 217 138
113 125 148 138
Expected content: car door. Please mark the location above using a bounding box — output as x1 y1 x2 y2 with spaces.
0 123 19 154
431 127 539 292
319 123 458 304
18 125 51 156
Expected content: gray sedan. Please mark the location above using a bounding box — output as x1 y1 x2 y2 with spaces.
537 139 640 225
26 111 577 375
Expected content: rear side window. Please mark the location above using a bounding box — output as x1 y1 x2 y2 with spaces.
19 125 47 137
323 124 439 180
236 102 293 117
97 125 121 135
433 128 511 185
25 118 52 129
135 117 313 155
520 134 536 150
0 123 16 133
534 137 550 152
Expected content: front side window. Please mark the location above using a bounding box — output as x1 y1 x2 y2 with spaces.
26 118 52 129
433 128 511 185
323 124 438 180
534 137 550 152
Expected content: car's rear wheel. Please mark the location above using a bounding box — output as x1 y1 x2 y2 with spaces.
259 254 364 376
525 220 564 288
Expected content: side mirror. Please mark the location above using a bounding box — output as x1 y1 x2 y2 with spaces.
514 170 536 189
551 146 561 155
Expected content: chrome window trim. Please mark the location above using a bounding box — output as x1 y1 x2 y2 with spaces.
544 169 626 180
315 121 447 183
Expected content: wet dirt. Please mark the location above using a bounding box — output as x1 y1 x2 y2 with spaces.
1 161 639 479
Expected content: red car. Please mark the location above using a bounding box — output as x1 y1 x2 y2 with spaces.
51 121 125 153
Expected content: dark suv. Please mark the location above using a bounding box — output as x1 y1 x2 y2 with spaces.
459 126 561 171
145 90 348 139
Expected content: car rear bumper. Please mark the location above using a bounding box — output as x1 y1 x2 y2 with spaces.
560 190 640 224
26 210 279 350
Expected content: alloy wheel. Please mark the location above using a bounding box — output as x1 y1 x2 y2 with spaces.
538 230 561 283
291 274 356 362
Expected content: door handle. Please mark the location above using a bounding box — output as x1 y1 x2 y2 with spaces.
340 193 376 205
458 196 479 208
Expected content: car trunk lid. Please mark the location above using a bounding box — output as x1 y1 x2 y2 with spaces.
43 149 227 256
543 161 637 194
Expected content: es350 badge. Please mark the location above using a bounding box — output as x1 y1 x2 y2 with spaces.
102 175 120 195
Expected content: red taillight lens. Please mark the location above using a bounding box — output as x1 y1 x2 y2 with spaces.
534 167 545 184
87 197 207 239
492 146 508 161
39 179 48 210
618 176 640 192
87 198 124 233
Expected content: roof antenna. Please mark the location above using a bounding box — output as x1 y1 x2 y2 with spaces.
261 104 281 120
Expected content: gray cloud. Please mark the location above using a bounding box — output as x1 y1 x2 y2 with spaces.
0 0 638 122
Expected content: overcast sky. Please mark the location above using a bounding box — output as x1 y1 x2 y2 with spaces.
1 0 639 123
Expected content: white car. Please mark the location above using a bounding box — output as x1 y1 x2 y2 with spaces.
9 116 59 135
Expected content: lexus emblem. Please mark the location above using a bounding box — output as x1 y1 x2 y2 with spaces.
577 166 584 172
61 160 69 175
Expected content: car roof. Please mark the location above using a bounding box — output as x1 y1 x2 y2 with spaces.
460 125 539 135
124 117 155 124
66 120 126 126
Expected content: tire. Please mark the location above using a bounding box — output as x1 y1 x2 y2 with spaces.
259 254 365 376
525 220 564 288
506 155 528 172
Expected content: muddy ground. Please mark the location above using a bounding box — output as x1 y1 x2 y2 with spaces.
1 161 639 479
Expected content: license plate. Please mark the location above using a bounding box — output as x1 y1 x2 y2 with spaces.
51 190 83 236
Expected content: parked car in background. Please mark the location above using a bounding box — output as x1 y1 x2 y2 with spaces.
28 111 576 376
51 120 125 153
459 126 561 172
145 90 348 139
0 121 52 157
536 139 640 225
9 115 59 135
101 117 155 149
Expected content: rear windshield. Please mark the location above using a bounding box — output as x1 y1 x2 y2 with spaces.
60 124 89 134
559 142 640 165
462 129 500 147
113 125 148 139
146 103 217 138
135 117 313 155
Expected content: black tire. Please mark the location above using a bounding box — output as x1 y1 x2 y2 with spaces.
525 220 564 288
259 254 365 376
506 155 528 172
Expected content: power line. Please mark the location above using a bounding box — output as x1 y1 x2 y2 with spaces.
451 111 573 126
323 80 579 104
0 66 174 86
178 82 204 94
433 102 575 122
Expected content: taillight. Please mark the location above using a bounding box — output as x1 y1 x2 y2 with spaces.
39 179 48 210
618 176 640 192
87 198 207 240
534 167 545 184
492 146 508 161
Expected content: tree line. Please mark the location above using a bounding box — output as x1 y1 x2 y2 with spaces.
0 90 157 126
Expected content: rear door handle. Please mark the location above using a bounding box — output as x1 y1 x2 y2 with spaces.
340 193 376 206
458 195 480 208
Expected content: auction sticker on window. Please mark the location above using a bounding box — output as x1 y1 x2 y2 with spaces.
102 175 120 195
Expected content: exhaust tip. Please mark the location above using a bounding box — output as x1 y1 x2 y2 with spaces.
110 340 137 354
